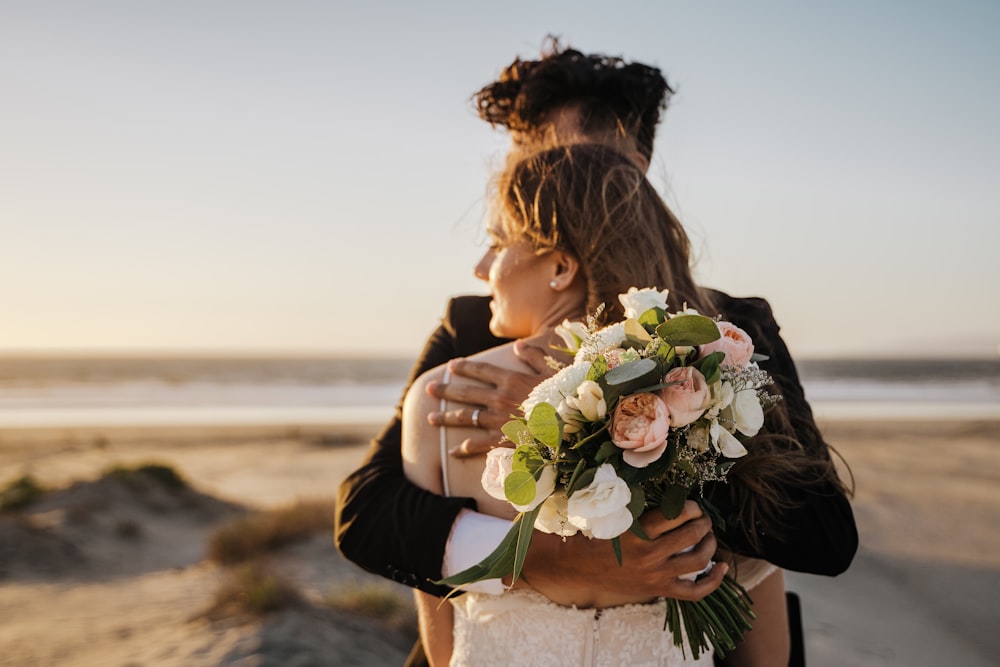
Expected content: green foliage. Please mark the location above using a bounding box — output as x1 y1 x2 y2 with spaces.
527 402 561 448
655 314 721 347
501 419 531 447
659 483 689 520
503 470 536 506
693 351 725 385
0 475 46 512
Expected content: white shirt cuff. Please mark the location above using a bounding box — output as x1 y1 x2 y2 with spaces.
441 508 512 595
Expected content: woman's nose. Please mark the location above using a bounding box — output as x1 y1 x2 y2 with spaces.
473 250 493 281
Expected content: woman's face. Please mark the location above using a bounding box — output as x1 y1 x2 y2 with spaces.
474 231 559 339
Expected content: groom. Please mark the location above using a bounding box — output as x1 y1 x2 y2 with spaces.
335 40 856 661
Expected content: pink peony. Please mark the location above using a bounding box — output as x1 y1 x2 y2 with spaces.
660 366 711 427
699 321 754 368
610 393 670 468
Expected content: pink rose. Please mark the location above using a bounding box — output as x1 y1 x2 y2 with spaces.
699 321 754 368
610 393 670 468
660 366 710 427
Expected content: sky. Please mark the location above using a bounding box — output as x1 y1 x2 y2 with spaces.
2 1 998 359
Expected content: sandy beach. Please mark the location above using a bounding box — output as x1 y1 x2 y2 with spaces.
1 417 998 666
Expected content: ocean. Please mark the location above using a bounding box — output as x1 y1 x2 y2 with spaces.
0 356 997 428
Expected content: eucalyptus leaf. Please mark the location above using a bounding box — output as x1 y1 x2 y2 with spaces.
504 470 536 506
628 485 646 517
527 402 561 448
693 351 725 386
512 444 544 473
594 440 620 463
566 465 597 497
638 307 666 328
624 318 653 346
659 483 689 519
604 358 658 385
656 315 721 347
501 419 531 447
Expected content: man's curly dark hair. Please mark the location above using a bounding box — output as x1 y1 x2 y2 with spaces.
473 37 673 162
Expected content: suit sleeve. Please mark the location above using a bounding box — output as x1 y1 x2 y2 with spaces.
334 296 507 596
715 297 858 576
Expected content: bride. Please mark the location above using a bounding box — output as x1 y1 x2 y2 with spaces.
403 144 791 666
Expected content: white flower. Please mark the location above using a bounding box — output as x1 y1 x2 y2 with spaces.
558 380 607 435
731 389 764 437
481 448 514 502
521 361 591 417
554 320 589 353
618 287 670 319
566 464 634 539
534 491 578 537
480 448 557 512
712 420 748 458
576 322 626 362
565 380 606 421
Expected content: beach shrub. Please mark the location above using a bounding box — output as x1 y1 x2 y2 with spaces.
207 498 335 564
102 462 188 491
206 560 303 618
0 475 46 512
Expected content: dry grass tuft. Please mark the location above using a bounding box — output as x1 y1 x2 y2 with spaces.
326 583 417 631
0 475 46 512
206 498 335 565
102 462 188 491
204 560 304 619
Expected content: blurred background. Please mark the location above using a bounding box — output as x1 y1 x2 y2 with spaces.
2 0 998 358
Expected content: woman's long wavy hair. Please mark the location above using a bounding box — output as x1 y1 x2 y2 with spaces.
492 144 849 547
493 144 716 321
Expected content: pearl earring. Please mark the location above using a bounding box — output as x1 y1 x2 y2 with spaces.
549 280 558 289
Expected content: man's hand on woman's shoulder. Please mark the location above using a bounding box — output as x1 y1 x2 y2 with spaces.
425 341 555 457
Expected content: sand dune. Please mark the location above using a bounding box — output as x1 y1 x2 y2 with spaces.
1 418 998 666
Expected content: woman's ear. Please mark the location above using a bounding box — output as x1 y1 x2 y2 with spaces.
548 250 580 291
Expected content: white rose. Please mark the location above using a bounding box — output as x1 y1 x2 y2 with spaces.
618 287 670 319
566 464 634 539
481 448 514 501
481 448 557 511
564 380 606 422
554 320 589 353
534 491 579 537
731 389 765 437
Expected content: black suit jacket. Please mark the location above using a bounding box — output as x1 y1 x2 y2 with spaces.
334 293 857 596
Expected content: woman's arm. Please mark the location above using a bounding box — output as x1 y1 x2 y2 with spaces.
720 569 790 667
414 590 455 667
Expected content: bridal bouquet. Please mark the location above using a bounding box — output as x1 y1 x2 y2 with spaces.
440 287 780 659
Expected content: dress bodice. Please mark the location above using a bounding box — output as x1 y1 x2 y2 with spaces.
451 588 715 667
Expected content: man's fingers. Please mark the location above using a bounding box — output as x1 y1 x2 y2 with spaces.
449 436 507 459
427 406 507 431
666 561 728 602
513 341 557 376
426 380 507 412
450 357 541 386
639 500 706 537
